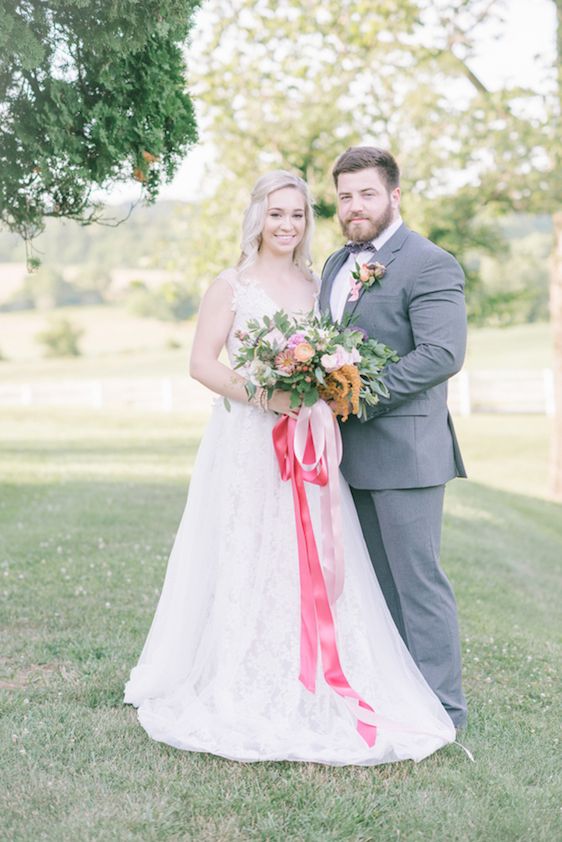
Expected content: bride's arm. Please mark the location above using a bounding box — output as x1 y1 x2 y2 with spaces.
189 275 247 402
189 274 296 415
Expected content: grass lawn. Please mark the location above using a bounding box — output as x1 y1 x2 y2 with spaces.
0 307 552 380
1 407 560 841
465 321 552 370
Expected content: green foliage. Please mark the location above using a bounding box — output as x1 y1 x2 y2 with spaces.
0 0 201 240
36 314 83 356
469 231 553 326
0 200 184 268
0 263 104 311
125 279 198 321
185 0 558 317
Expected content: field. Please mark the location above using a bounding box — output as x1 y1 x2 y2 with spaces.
0 312 560 840
0 305 553 379
0 401 560 841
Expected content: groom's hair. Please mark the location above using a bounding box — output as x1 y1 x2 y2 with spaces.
332 147 400 192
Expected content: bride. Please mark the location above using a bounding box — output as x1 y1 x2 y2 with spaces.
124 170 456 765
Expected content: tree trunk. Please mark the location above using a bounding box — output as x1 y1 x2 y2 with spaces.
550 211 562 499
549 1 562 498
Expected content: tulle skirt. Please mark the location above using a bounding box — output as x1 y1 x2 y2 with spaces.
124 400 454 765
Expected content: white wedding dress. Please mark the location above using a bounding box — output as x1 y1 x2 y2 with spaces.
124 275 455 765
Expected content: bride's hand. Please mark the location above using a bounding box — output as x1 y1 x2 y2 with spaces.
268 390 300 419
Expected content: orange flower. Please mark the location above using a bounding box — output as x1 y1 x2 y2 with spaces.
359 264 371 283
293 342 314 362
142 150 158 164
319 364 361 422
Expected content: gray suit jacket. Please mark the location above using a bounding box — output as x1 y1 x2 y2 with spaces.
319 223 468 490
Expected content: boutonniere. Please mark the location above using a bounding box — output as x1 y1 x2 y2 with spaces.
348 260 386 302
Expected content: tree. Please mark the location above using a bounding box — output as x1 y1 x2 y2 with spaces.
187 1 553 299
0 0 201 249
36 314 83 356
549 1 562 497
188 0 560 492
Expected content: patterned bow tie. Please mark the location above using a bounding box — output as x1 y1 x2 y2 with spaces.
344 241 377 255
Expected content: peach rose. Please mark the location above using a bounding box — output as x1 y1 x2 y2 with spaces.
359 264 372 283
293 342 315 363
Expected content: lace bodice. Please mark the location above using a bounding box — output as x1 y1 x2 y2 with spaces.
225 272 319 367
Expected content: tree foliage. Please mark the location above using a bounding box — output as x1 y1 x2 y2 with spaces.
36 314 83 356
186 0 558 312
0 0 201 244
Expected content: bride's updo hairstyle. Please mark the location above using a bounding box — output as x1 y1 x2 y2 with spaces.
238 170 315 278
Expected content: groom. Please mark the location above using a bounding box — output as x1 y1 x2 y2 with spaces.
320 146 468 729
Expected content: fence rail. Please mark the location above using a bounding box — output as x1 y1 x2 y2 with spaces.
0 370 556 415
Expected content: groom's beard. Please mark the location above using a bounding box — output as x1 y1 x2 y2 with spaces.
339 198 394 244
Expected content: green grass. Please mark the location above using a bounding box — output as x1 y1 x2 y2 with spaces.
0 305 194 373
465 321 552 370
1 408 560 841
0 306 552 377
454 415 553 500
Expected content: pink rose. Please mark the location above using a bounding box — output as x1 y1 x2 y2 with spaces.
321 346 346 371
320 352 339 372
321 346 361 372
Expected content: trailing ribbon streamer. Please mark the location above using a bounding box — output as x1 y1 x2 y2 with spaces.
272 400 377 747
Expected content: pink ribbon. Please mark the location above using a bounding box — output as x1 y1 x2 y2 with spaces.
272 400 377 747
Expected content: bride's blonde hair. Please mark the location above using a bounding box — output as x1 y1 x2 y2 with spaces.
238 170 315 277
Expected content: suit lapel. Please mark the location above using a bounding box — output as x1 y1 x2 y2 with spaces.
319 248 349 315
343 223 411 321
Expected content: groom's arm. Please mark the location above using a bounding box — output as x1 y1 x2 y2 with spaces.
360 248 467 422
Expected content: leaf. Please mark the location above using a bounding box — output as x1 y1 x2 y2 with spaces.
303 389 319 407
223 396 231 411
314 366 325 384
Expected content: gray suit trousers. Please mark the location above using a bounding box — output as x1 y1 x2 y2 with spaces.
350 484 467 729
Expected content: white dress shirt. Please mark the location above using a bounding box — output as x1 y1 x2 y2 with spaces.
329 216 403 322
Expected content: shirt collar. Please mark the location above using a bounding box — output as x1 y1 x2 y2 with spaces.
372 215 403 251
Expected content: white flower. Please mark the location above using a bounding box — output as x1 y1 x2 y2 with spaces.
248 359 277 386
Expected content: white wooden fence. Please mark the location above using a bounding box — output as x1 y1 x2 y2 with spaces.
0 370 556 415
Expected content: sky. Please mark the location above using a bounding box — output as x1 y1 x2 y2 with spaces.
100 0 557 205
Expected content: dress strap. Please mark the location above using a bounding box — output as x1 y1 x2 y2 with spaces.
217 268 242 312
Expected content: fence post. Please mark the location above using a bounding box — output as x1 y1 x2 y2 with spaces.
456 370 471 416
91 380 104 409
161 378 173 412
20 384 32 406
543 368 555 417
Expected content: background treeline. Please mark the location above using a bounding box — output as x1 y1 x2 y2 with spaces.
0 204 553 327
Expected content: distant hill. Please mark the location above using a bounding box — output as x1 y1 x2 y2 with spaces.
0 201 189 269
0 206 552 269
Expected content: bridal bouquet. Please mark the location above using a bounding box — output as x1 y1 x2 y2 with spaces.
233 310 398 421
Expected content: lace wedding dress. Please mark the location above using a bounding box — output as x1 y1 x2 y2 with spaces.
124 275 455 765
